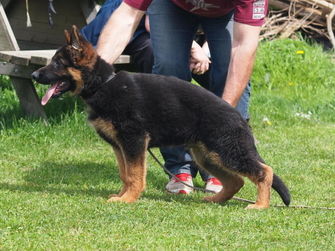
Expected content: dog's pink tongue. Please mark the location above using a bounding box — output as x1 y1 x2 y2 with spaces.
41 83 58 106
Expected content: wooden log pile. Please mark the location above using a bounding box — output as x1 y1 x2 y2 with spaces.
261 0 335 46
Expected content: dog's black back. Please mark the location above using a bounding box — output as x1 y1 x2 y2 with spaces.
88 72 248 144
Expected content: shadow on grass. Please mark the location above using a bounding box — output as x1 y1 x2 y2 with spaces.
0 159 218 205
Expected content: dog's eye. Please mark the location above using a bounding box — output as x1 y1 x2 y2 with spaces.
55 58 63 66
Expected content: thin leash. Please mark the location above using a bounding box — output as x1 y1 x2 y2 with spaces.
148 149 335 210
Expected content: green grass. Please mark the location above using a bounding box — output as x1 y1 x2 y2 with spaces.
1 38 335 250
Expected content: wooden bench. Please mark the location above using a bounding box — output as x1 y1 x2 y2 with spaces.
0 0 137 119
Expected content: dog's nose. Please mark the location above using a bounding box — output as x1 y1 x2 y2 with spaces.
31 71 39 81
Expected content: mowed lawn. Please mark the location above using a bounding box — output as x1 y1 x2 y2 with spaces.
1 38 335 250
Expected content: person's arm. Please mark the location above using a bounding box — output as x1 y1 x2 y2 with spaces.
97 2 145 64
222 22 261 107
189 41 211 75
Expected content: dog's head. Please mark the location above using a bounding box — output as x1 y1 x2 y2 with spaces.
32 25 97 105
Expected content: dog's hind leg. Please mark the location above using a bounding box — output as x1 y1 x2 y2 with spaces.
202 170 245 204
191 146 244 204
109 147 128 198
244 162 273 210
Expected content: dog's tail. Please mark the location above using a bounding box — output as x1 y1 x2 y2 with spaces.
272 173 291 206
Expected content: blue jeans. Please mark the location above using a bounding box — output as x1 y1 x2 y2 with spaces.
148 0 251 180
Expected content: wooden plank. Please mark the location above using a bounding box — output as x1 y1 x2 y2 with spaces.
0 2 19 51
0 62 39 79
0 50 32 65
0 50 55 65
6 50 55 65
0 29 12 50
30 55 52 65
1 50 132 66
10 76 47 119
115 55 132 64
0 50 56 57
0 51 12 61
11 55 30 66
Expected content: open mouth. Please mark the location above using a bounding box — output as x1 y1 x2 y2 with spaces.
41 80 71 106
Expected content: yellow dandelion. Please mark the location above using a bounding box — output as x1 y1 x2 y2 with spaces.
263 118 272 126
297 50 304 55
289 82 294 86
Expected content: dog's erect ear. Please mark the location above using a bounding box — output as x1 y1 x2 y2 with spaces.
64 25 86 50
71 25 81 50
64 29 71 45
70 25 88 51
64 25 97 68
64 26 85 50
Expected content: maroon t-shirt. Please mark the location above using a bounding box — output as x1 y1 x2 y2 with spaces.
123 0 267 26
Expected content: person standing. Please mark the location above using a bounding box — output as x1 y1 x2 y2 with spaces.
96 0 267 194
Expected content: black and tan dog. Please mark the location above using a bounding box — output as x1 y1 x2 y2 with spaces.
32 26 290 209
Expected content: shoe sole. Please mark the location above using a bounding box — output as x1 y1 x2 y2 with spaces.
166 189 193 195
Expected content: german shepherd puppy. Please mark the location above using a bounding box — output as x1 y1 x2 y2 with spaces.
32 26 290 209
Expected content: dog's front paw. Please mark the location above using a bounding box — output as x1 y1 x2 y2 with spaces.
107 197 127 203
108 193 120 198
107 193 139 203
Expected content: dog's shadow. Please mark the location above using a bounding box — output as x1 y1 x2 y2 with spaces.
0 159 215 204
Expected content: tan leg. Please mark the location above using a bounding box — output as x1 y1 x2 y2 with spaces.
107 155 147 203
191 146 244 204
109 147 128 198
245 162 273 210
202 173 244 203
108 137 149 203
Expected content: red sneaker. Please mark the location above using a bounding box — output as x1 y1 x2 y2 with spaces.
205 178 223 194
165 173 194 195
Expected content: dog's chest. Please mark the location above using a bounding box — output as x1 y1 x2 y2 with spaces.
87 106 119 146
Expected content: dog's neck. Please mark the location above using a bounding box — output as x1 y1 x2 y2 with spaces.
80 56 115 100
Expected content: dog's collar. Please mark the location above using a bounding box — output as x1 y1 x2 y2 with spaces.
101 72 116 86
81 73 116 100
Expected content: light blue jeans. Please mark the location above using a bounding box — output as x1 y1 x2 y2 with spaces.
148 0 251 180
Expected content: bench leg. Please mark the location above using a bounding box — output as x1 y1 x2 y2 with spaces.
10 76 46 119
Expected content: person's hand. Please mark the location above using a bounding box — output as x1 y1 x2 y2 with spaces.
145 15 150 33
190 41 211 75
